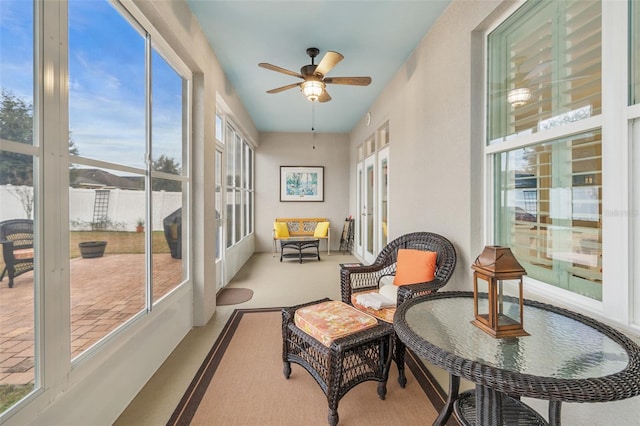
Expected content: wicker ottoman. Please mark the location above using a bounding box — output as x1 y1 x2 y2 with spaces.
282 298 394 426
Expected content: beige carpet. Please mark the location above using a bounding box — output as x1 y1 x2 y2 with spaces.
168 308 447 426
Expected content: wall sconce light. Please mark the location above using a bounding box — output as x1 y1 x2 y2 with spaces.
471 246 528 338
301 80 325 102
507 87 531 107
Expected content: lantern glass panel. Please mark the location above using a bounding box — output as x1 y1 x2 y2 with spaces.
475 274 490 321
497 278 522 327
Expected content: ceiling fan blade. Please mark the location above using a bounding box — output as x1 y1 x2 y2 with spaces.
266 82 301 94
258 63 303 79
315 51 344 76
318 90 332 103
324 76 372 86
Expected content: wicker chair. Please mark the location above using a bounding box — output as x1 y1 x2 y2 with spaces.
163 208 182 259
340 231 457 387
0 219 34 288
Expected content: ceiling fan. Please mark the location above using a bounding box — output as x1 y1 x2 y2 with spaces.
258 47 372 103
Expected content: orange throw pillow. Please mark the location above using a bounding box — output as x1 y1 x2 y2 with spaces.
393 249 437 286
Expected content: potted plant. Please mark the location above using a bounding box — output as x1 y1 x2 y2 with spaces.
136 218 144 233
78 240 107 258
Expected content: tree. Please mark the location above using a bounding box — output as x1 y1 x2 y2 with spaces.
9 186 34 219
1 89 79 186
0 89 34 185
151 154 182 192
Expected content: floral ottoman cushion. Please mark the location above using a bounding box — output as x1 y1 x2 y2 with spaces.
294 300 378 347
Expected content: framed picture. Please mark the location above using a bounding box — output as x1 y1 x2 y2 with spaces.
280 166 324 202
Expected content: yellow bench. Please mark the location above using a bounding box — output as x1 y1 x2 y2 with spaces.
273 217 330 256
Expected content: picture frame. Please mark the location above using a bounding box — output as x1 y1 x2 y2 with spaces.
280 166 324 202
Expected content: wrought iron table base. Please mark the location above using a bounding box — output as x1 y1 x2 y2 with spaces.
280 238 320 263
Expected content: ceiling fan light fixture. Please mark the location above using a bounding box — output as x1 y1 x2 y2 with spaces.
302 80 325 102
507 87 531 107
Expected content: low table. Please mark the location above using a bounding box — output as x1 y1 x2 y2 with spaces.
282 298 393 426
280 237 320 263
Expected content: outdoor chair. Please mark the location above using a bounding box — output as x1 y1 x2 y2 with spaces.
163 208 182 259
339 231 457 387
0 219 35 288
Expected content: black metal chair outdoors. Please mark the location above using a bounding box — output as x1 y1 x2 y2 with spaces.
0 219 34 288
339 231 457 387
163 208 182 259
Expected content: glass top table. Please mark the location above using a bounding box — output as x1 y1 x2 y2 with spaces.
394 291 640 425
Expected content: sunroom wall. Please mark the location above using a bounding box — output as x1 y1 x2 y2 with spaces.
349 0 507 294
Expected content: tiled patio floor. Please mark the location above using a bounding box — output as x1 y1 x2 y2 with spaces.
0 253 182 386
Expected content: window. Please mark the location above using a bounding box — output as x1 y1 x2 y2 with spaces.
487 0 603 301
488 0 601 143
630 0 640 324
0 0 37 411
68 0 188 358
224 122 253 248
631 0 640 105
494 131 602 300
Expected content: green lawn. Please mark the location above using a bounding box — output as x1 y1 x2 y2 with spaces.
0 231 171 271
69 230 170 258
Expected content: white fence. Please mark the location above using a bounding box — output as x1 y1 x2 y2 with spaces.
1 185 181 232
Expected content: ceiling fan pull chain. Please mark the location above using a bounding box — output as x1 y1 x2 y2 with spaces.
311 102 316 150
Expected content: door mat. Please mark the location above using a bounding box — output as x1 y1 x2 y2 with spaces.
216 288 253 306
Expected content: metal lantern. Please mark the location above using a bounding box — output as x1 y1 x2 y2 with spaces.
471 246 529 338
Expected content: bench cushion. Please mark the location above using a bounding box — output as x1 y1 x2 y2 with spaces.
313 221 330 237
274 222 290 238
13 248 34 260
294 300 378 347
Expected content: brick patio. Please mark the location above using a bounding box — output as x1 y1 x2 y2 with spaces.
0 253 183 386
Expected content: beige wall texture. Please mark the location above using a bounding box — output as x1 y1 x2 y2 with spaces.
255 132 350 253
348 0 505 292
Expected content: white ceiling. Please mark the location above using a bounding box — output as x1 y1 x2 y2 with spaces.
186 0 451 133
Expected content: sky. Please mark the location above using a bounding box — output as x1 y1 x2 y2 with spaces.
1 0 183 172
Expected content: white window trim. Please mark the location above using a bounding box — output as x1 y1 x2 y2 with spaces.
483 1 639 334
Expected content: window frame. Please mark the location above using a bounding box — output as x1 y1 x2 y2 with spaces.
483 0 636 331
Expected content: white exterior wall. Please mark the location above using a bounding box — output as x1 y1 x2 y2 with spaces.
1 186 181 232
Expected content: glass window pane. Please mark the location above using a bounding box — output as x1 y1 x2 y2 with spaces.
0 0 37 413
0 153 36 411
234 189 241 243
215 150 222 261
152 177 183 304
487 0 601 143
247 145 253 190
69 166 146 358
215 113 223 142
68 0 145 167
225 125 234 189
495 130 602 300
235 134 241 188
631 0 640 104
0 2 34 148
152 49 183 175
226 187 234 248
381 156 389 247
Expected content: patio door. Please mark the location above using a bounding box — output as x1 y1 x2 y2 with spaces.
362 155 376 264
378 147 389 249
356 162 364 257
